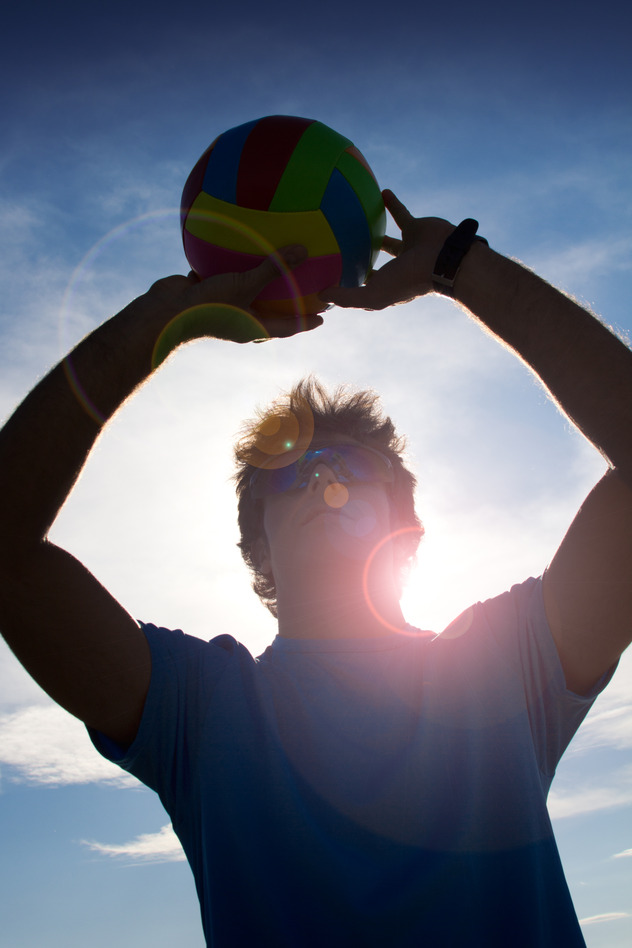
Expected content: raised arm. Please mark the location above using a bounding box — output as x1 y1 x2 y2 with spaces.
0 249 318 747
323 191 632 693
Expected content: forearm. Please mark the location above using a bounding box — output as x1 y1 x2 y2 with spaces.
453 241 632 482
325 191 632 480
0 287 178 735
0 290 178 550
0 250 315 554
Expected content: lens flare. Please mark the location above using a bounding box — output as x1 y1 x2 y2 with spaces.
362 526 428 636
151 303 270 368
237 397 315 471
58 206 307 421
258 415 282 437
324 482 349 509
59 209 178 423
60 209 177 346
61 355 108 426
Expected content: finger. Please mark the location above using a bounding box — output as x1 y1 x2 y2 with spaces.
261 313 324 338
319 283 386 311
243 244 308 299
382 189 415 230
382 235 403 257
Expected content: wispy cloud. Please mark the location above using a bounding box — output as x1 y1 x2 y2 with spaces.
574 702 632 753
0 703 136 788
80 823 185 864
529 237 632 310
579 912 630 927
613 848 632 860
565 651 632 756
548 766 632 819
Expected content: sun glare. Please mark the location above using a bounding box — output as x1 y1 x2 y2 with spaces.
400 501 505 635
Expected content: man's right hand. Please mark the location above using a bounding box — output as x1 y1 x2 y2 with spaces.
144 245 325 354
0 247 322 749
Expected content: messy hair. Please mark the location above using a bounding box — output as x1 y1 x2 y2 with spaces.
233 377 424 616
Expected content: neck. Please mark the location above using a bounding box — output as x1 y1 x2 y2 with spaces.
275 558 407 641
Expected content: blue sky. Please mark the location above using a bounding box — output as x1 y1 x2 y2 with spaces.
1 1 631 944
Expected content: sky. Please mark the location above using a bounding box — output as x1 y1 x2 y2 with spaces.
1 0 631 944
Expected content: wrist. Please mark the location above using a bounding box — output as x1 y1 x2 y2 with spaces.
431 220 488 298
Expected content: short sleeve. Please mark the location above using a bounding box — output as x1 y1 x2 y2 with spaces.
88 623 245 814
476 576 616 778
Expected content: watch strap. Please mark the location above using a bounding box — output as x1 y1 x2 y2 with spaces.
432 219 488 297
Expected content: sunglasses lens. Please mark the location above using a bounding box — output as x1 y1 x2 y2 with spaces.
251 445 392 498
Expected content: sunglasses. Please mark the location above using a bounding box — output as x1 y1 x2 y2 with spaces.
249 444 394 499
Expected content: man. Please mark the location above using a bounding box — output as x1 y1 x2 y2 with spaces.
0 191 630 945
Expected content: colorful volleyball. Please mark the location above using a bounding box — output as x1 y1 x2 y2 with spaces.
180 115 386 315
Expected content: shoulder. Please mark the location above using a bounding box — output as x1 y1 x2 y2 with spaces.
427 578 558 701
140 623 258 685
436 576 544 647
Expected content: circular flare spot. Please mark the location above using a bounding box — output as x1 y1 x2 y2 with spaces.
257 415 281 437
324 482 349 509
152 303 269 368
253 409 300 457
362 526 426 635
236 397 315 471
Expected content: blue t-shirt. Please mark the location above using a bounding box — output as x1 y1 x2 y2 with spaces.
90 577 609 947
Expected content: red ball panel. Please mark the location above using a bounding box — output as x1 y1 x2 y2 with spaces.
236 116 314 210
183 229 341 301
256 253 342 301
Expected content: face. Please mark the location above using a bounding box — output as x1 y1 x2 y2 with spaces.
255 436 397 591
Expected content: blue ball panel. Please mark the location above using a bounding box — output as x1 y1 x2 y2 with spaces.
320 169 372 287
202 119 259 204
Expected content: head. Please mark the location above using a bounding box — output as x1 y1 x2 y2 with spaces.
233 377 424 616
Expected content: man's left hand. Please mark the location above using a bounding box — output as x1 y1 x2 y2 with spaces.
320 190 454 311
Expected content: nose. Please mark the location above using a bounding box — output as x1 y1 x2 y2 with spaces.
307 461 340 493
307 462 349 508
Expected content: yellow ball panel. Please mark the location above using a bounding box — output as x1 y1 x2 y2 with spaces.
185 193 340 257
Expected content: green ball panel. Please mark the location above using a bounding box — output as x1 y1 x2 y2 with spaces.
269 121 352 213
335 150 386 254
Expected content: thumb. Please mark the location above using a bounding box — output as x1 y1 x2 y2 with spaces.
319 283 377 310
242 244 308 299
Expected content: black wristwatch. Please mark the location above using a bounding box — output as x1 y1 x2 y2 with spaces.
432 219 488 297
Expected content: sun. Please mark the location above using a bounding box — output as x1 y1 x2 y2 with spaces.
399 502 496 635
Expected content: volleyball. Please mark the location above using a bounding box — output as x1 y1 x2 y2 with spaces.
180 115 386 315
